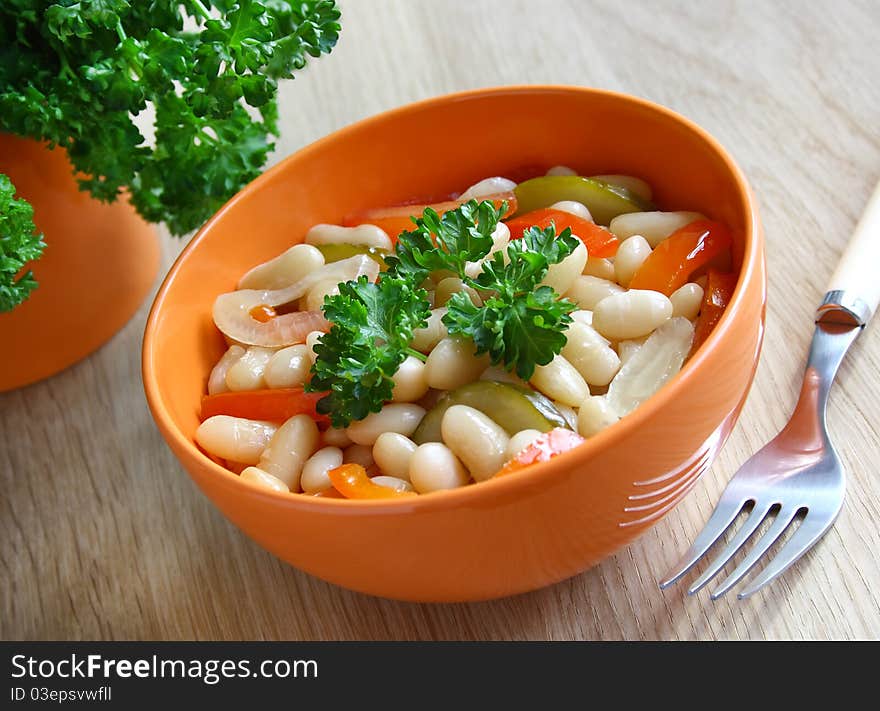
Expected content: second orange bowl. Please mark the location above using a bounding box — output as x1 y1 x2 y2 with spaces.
143 86 766 602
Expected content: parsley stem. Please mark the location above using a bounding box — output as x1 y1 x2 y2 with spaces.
189 0 213 22
405 348 428 363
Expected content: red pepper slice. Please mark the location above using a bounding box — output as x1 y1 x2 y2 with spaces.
328 463 416 499
628 219 732 296
503 208 620 257
690 270 738 356
494 428 585 477
342 191 517 243
200 387 330 425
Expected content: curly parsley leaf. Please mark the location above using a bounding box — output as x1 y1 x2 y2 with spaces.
0 1 341 235
385 199 503 280
444 224 579 379
0 173 45 312
306 274 431 429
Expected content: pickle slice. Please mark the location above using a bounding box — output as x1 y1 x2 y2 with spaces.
412 380 569 444
513 175 654 226
315 243 387 269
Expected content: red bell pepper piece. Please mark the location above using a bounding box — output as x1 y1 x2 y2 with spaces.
494 428 585 477
503 208 620 257
328 463 416 499
690 269 738 355
628 219 732 296
200 387 330 425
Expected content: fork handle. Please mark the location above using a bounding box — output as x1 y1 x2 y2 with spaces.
817 180 880 326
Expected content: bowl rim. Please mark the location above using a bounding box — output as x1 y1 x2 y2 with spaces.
143 83 763 513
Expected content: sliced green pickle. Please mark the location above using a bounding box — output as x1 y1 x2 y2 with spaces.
315 243 387 269
512 175 654 226
412 381 570 444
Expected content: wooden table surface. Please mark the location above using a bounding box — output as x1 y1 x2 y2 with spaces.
3 0 879 641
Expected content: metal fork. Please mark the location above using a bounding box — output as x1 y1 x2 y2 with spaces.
660 181 880 599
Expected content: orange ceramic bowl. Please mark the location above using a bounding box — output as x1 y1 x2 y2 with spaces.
143 86 765 602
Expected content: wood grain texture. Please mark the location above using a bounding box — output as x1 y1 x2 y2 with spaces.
2 0 879 641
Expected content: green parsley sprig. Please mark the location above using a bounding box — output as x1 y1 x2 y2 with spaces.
308 199 579 426
1 1 341 235
0 173 45 312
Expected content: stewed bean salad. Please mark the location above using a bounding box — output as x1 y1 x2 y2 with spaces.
196 167 737 499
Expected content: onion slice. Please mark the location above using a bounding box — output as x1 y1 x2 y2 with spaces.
213 255 380 347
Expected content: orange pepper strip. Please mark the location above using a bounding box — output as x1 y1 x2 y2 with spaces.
200 388 330 426
690 269 738 356
328 463 416 499
628 220 732 296
504 208 620 258
494 428 585 477
342 191 517 243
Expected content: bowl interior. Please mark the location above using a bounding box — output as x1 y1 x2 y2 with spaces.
145 86 752 485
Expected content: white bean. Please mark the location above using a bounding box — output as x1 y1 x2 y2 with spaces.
240 466 290 492
546 165 577 176
256 414 320 490
409 442 470 493
542 240 588 296
391 355 429 402
372 432 417 481
529 354 590 406
506 429 543 460
434 277 482 307
346 404 426 446
464 223 510 278
670 282 705 320
614 235 652 288
582 257 615 280
590 174 653 202
550 200 593 222
458 176 517 200
570 309 594 327
411 308 448 353
343 444 375 470
304 278 340 313
208 345 245 395
424 337 489 391
440 405 510 482
370 476 414 493
592 290 673 341
562 321 621 386
196 416 278 465
565 275 625 310
238 243 325 290
322 427 352 448
225 346 275 391
609 211 705 247
577 396 620 437
300 446 344 493
304 223 392 251
264 344 311 389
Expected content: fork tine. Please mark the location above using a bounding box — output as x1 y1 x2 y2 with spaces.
709 507 800 599
658 495 749 589
736 514 834 599
686 503 774 595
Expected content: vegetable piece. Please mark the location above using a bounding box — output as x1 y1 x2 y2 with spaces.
201 388 330 425
412 381 569 444
343 192 517 243
305 275 431 429
328 463 416 499
690 270 738 355
0 174 45 312
513 176 653 225
628 220 732 296
315 243 387 268
504 208 620 257
443 224 579 379
213 254 379 347
494 428 585 477
0 1 341 235
605 317 695 418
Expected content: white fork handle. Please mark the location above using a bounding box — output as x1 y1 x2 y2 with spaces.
820 180 880 325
